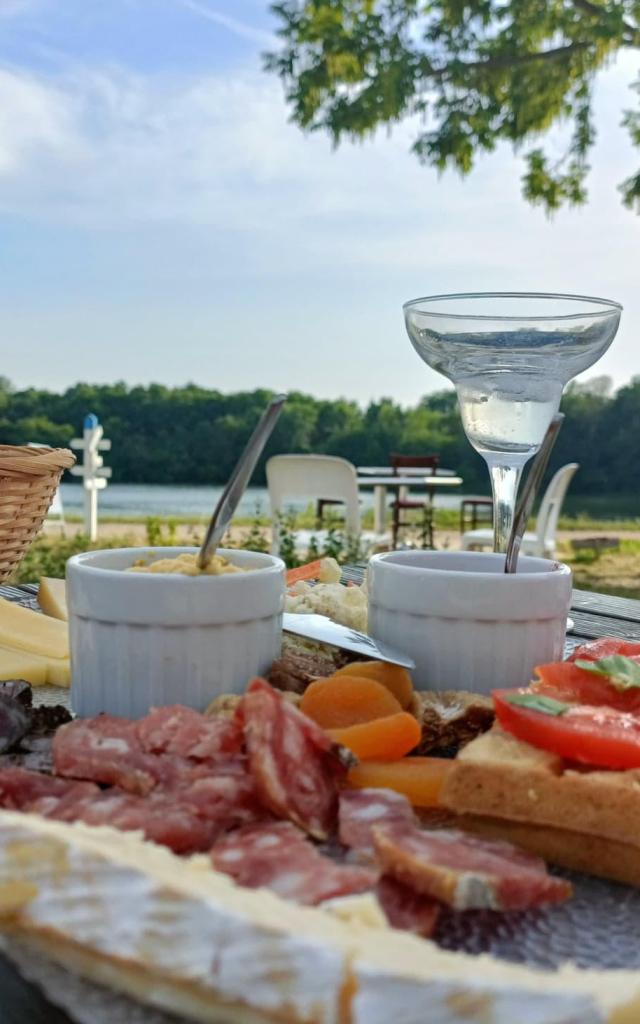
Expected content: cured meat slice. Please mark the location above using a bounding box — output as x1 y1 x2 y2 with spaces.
0 767 222 854
172 758 264 829
53 716 167 795
376 876 440 938
211 821 377 905
53 716 212 795
137 705 243 760
0 767 97 810
372 824 572 911
62 790 219 854
241 678 351 839
338 788 416 863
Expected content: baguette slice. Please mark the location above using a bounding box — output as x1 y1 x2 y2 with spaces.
1 811 640 1024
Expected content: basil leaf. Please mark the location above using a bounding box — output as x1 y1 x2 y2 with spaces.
575 655 640 692
505 693 569 716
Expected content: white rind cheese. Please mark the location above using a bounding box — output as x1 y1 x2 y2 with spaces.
2 811 640 1024
0 812 351 1024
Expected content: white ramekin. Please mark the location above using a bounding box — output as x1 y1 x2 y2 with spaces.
368 550 572 694
66 546 285 718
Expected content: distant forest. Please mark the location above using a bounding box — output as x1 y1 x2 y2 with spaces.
0 376 636 496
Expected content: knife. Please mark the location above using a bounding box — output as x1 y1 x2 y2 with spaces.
282 612 415 670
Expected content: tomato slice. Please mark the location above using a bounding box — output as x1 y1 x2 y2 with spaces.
493 688 640 769
567 637 640 664
532 661 640 713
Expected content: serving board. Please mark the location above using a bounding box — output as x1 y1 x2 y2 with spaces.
2 577 640 1023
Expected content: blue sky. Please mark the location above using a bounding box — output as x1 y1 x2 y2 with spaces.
0 0 638 404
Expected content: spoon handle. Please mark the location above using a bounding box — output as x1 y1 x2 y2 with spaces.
504 413 564 574
197 394 287 570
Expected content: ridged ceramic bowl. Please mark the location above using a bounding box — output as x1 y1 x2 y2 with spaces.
66 546 285 718
368 550 572 693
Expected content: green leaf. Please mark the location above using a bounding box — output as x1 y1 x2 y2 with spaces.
575 655 640 692
505 693 569 716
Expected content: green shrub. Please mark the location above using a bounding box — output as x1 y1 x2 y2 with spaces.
11 533 136 583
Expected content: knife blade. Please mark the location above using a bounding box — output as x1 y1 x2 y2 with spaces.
282 612 415 670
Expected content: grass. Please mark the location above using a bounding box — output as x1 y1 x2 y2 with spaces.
15 503 640 598
558 538 640 601
61 506 640 533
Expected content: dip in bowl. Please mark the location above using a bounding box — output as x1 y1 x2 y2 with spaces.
67 546 285 718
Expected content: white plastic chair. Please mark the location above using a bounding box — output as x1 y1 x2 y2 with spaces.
461 463 579 558
266 454 376 557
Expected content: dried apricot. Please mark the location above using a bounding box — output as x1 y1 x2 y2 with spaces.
347 757 451 807
329 712 421 761
300 676 401 729
333 661 414 709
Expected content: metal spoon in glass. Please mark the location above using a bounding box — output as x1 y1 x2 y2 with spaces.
504 413 564 574
197 394 287 571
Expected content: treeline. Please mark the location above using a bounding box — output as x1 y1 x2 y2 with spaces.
0 376 637 496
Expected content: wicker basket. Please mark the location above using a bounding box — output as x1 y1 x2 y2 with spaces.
0 445 76 583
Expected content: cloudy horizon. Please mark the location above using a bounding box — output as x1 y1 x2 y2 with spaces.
0 0 638 404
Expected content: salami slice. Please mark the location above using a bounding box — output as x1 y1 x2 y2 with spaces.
62 790 220 854
53 716 216 795
241 678 349 839
171 758 264 829
53 716 166 795
0 767 97 810
376 876 440 938
137 705 243 760
372 824 572 911
211 821 377 905
0 767 224 854
339 788 416 863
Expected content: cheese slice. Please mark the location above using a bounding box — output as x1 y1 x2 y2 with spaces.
2 813 640 1024
0 645 70 687
38 578 68 622
0 598 68 660
0 649 47 686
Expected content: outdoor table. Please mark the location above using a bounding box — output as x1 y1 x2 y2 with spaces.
2 578 640 1020
357 466 457 477
357 473 463 535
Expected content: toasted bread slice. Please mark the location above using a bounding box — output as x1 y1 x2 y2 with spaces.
441 727 640 849
458 815 640 888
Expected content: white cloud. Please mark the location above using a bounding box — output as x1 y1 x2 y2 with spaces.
0 50 637 397
177 0 275 47
0 67 81 173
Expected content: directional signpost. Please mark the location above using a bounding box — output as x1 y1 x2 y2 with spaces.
70 413 112 541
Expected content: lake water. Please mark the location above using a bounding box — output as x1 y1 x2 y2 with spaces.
58 483 639 522
58 483 466 520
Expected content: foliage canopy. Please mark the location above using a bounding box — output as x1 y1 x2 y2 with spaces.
265 1 640 211
1 377 640 499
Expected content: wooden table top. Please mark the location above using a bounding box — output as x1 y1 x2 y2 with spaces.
2 578 640 1022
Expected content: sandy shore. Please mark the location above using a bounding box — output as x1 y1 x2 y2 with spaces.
60 521 640 551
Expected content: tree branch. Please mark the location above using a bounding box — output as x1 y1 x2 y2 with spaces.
571 0 639 43
428 40 592 80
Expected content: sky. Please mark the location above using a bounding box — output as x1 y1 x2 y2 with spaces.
0 0 638 406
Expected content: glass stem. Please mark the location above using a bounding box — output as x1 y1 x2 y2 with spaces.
487 459 523 553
